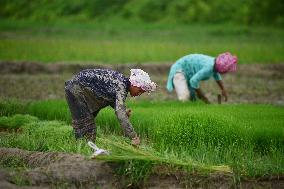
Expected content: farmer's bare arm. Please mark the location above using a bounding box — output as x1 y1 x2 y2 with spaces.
216 80 228 101
195 88 210 104
190 68 213 104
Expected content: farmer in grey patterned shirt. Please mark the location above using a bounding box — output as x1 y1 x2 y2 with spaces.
65 68 156 146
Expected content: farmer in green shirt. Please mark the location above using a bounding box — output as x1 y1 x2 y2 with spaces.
166 52 237 103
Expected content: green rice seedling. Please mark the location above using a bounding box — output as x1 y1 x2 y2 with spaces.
0 100 283 177
0 114 38 129
0 100 27 116
27 100 71 123
115 159 154 186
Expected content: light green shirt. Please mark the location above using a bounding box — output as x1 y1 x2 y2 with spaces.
166 54 222 91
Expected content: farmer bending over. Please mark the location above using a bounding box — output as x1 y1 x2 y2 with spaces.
65 69 156 146
166 52 237 103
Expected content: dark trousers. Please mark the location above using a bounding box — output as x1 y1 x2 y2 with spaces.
65 87 96 141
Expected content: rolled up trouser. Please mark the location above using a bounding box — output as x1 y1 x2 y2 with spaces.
65 86 96 141
173 72 196 101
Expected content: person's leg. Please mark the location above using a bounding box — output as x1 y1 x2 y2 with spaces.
65 87 96 141
72 117 97 141
173 72 190 101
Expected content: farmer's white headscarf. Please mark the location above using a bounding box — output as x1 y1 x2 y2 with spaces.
129 69 157 93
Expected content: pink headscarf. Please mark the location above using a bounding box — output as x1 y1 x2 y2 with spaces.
129 69 157 93
215 52 238 73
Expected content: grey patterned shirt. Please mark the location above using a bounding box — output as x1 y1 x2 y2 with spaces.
66 69 137 139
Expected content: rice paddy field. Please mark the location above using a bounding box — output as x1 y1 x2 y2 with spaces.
0 19 284 188
0 19 284 64
0 99 284 188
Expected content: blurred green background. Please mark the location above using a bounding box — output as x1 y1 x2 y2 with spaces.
0 0 283 64
1 0 283 25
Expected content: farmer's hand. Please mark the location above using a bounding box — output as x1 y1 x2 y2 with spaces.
221 89 228 102
131 136 140 146
126 109 132 118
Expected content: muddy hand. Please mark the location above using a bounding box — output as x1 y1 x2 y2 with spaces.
131 136 140 146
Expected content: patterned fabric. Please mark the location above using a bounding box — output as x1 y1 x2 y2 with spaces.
72 116 97 141
166 54 222 93
65 87 96 140
129 69 156 93
65 69 137 140
215 52 237 73
68 69 130 101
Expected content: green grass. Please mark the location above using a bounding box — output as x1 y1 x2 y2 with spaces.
0 19 283 64
0 100 283 178
0 114 37 129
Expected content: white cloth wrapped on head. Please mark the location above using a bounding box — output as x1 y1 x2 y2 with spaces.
129 69 157 93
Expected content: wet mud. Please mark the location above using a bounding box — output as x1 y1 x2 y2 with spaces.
0 148 283 189
0 61 284 105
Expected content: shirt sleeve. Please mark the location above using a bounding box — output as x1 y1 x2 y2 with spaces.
213 72 222 81
114 90 137 139
189 68 211 89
